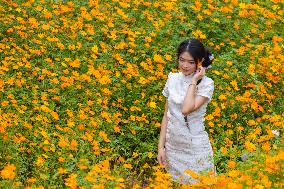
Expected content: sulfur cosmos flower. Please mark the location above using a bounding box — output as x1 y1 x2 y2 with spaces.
184 169 200 179
1 163 16 180
91 45 99 54
197 58 204 68
123 163 133 169
149 101 156 108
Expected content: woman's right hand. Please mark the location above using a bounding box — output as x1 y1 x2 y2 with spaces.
157 148 168 167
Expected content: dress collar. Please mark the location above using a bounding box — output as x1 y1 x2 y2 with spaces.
180 72 195 83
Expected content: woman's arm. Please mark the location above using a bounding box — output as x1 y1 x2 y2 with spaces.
158 100 168 150
182 67 209 116
182 83 209 116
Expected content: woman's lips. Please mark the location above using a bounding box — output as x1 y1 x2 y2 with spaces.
182 68 191 72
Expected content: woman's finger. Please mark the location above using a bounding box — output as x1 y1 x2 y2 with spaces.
157 156 161 164
159 156 164 166
200 67 205 76
163 159 168 167
162 155 167 166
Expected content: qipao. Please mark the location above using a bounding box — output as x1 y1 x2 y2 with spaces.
162 71 217 184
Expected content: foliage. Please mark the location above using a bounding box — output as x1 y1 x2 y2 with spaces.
0 0 283 188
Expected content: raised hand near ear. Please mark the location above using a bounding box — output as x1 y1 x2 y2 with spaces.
192 67 206 83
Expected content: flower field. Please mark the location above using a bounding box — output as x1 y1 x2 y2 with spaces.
0 0 283 188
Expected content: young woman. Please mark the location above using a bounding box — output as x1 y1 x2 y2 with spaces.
157 38 217 184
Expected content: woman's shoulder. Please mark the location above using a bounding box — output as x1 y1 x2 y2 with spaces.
167 71 181 79
203 76 214 83
199 75 214 87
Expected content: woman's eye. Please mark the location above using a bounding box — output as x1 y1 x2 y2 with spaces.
179 58 195 64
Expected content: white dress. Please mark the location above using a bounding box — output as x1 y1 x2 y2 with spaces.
162 71 217 184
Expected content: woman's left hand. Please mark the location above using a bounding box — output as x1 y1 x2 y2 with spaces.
192 67 206 82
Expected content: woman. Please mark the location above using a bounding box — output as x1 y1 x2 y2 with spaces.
157 38 217 184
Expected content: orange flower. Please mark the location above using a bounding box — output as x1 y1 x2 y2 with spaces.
70 139 78 150
123 163 133 169
262 142 271 152
228 160 236 169
36 156 45 167
58 167 67 174
114 126 121 133
99 131 111 142
1 163 16 180
58 137 69 148
51 111 59 120
77 124 85 131
64 174 78 189
244 141 256 152
153 54 165 64
184 169 200 179
197 58 203 68
69 59 80 68
58 157 65 162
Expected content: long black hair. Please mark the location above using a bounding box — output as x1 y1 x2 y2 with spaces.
178 38 215 122
177 38 214 84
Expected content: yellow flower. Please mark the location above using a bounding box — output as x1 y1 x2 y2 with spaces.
153 54 165 64
98 75 112 85
36 156 45 166
132 152 139 158
218 94 227 100
143 163 150 169
197 14 203 21
254 184 264 189
149 101 156 108
148 152 154 158
165 54 172 61
192 29 206 39
247 120 256 126
230 80 239 91
228 170 240 177
244 141 256 152
138 77 147 85
91 45 99 54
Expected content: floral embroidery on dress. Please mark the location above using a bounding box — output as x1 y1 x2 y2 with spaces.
162 71 216 184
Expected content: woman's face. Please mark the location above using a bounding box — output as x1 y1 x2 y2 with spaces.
178 51 196 75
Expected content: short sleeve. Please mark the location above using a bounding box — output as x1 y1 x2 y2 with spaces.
162 72 172 98
196 78 214 102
